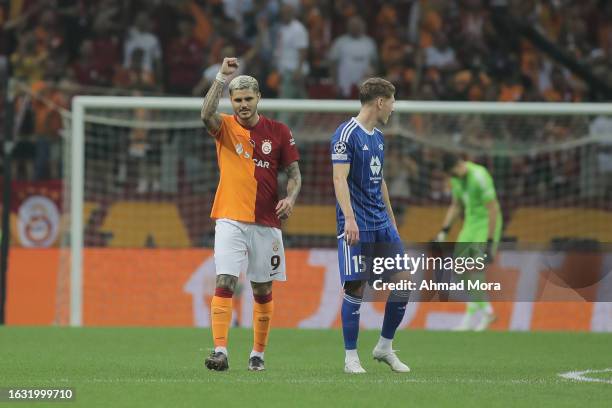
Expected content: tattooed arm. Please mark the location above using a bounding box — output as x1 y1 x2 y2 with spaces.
285 161 302 205
201 57 238 133
275 161 301 219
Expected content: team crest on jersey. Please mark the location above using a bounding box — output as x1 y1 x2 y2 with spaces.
379 144 384 151
235 143 244 155
333 141 347 154
262 139 272 155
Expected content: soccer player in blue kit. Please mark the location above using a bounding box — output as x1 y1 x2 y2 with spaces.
331 78 410 374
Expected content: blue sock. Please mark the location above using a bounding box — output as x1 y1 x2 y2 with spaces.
381 299 407 340
341 293 362 350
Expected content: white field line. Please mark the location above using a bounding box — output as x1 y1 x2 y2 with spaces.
25 370 612 386
37 377 565 385
558 368 612 384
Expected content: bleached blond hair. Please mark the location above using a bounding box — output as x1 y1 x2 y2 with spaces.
228 75 260 95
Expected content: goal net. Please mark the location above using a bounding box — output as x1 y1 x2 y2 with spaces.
56 98 612 326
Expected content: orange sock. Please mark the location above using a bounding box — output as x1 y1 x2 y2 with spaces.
252 293 274 353
211 289 233 349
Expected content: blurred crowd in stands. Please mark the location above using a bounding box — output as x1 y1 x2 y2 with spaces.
3 0 612 99
0 0 611 201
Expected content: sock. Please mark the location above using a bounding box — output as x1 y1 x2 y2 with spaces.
211 288 233 354
466 302 479 316
215 346 228 355
341 293 362 351
381 299 407 340
250 350 264 359
345 349 359 362
475 301 493 314
252 293 274 355
466 271 487 303
375 336 393 352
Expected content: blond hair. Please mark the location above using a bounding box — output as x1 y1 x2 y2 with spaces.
228 75 260 95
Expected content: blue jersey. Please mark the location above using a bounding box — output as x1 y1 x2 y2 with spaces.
331 117 390 235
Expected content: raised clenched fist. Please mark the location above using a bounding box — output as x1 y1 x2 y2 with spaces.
219 57 239 76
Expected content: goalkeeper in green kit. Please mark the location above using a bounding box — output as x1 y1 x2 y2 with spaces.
436 154 503 331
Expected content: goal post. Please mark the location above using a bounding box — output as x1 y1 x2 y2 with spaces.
64 97 612 326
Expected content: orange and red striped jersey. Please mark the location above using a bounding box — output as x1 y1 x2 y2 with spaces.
210 113 299 228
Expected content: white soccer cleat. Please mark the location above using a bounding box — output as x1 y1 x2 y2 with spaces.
474 312 496 332
372 348 410 373
453 314 474 331
344 359 367 374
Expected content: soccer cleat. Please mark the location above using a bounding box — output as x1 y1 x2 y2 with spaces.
248 356 265 371
474 312 497 332
453 314 474 331
205 351 229 371
372 348 410 373
344 359 366 374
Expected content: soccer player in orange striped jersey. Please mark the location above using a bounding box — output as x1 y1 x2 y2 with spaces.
201 57 301 372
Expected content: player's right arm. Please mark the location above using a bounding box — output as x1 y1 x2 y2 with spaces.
437 196 461 242
333 163 359 246
200 57 239 134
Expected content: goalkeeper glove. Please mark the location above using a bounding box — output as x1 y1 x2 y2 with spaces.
485 239 494 263
435 226 451 242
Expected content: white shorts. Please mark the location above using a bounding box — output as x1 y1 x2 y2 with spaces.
214 218 286 282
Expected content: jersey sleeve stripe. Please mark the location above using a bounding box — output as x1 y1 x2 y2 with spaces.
340 119 358 142
338 119 352 142
341 121 357 142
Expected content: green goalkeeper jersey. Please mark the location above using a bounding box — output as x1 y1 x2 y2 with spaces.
450 162 502 243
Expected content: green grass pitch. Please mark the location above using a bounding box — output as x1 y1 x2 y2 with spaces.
1 327 611 407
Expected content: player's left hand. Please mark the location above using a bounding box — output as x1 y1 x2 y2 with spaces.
276 197 295 220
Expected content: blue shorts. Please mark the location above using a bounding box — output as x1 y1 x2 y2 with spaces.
337 226 405 283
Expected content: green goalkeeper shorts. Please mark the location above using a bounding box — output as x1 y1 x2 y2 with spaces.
454 220 502 259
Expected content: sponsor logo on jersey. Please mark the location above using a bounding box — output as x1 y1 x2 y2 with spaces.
362 144 369 151
370 156 382 176
254 158 270 168
235 142 253 159
235 143 244 155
